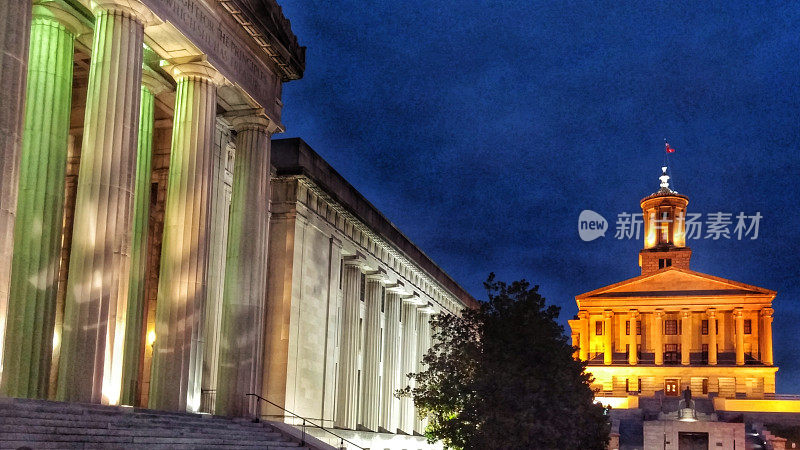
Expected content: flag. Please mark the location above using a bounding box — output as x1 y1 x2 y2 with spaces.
665 141 676 153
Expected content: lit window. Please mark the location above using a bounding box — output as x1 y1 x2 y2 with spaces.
596 321 603 335
701 320 708 335
744 319 752 335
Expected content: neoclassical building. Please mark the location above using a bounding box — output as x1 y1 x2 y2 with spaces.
570 168 777 399
0 1 473 448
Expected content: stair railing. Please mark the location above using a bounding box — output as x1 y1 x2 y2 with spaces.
245 393 366 450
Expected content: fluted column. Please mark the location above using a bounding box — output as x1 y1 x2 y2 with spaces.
335 262 363 429
628 310 638 365
359 276 383 430
215 112 275 417
734 308 745 366
761 307 773 366
654 310 664 365
398 300 418 434
707 309 717 365
414 309 432 434
578 311 589 361
149 61 224 412
380 291 402 433
0 0 33 380
1 2 84 399
681 309 691 365
119 70 169 406
603 311 613 365
57 0 152 406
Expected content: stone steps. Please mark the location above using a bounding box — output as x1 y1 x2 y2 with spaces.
0 397 311 449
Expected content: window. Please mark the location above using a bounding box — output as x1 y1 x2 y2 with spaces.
659 258 673 269
664 319 678 335
664 344 680 364
702 379 709 395
381 287 385 313
625 320 642 335
744 319 752 335
596 321 603 335
702 320 708 335
359 273 366 302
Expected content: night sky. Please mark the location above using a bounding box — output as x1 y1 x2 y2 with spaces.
277 1 800 392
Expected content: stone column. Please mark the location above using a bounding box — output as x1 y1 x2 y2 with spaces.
603 311 613 365
148 61 224 412
654 310 664 366
215 112 275 417
681 309 691 365
1 1 84 399
57 0 152 406
761 308 773 366
0 0 33 379
119 70 169 406
398 300 418 434
707 309 717 366
734 308 745 366
628 310 638 365
578 311 589 361
414 309 432 434
335 262 362 429
359 276 383 430
380 291 402 433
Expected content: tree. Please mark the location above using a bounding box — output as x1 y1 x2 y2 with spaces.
401 274 609 450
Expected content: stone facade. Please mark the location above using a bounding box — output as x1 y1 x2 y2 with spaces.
0 3 472 448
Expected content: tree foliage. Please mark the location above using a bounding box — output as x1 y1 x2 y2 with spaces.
400 274 609 449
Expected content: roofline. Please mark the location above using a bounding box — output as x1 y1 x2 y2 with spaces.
271 138 479 310
576 266 776 301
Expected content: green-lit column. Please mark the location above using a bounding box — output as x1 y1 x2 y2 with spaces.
149 61 224 412
0 0 33 384
119 70 168 406
215 112 274 417
57 0 152 405
0 2 85 399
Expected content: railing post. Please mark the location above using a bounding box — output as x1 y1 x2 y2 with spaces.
301 418 306 445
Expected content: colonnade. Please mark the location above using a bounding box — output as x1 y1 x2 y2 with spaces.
0 0 279 415
335 259 436 434
574 307 774 367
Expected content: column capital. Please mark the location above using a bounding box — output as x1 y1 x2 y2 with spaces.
33 1 91 36
733 308 744 318
629 309 639 318
342 252 367 269
92 0 157 25
654 309 664 318
603 310 614 319
577 310 589 320
681 308 691 318
402 291 424 306
385 279 407 293
760 307 774 318
167 61 227 86
365 267 390 283
706 308 717 317
141 67 171 96
227 109 281 133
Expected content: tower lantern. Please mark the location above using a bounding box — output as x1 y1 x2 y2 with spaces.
639 167 691 274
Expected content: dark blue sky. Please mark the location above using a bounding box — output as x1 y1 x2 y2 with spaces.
277 1 800 392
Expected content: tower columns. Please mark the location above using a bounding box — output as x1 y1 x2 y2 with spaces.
359 274 385 430
1 0 85 399
335 261 363 429
215 112 276 417
628 310 638 365
0 0 33 381
603 310 613 365
760 308 773 366
148 61 225 412
734 308 745 366
57 0 153 405
653 310 664 366
707 309 717 365
680 309 691 365
578 310 589 361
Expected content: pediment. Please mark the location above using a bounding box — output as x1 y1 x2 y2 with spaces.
577 268 775 300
